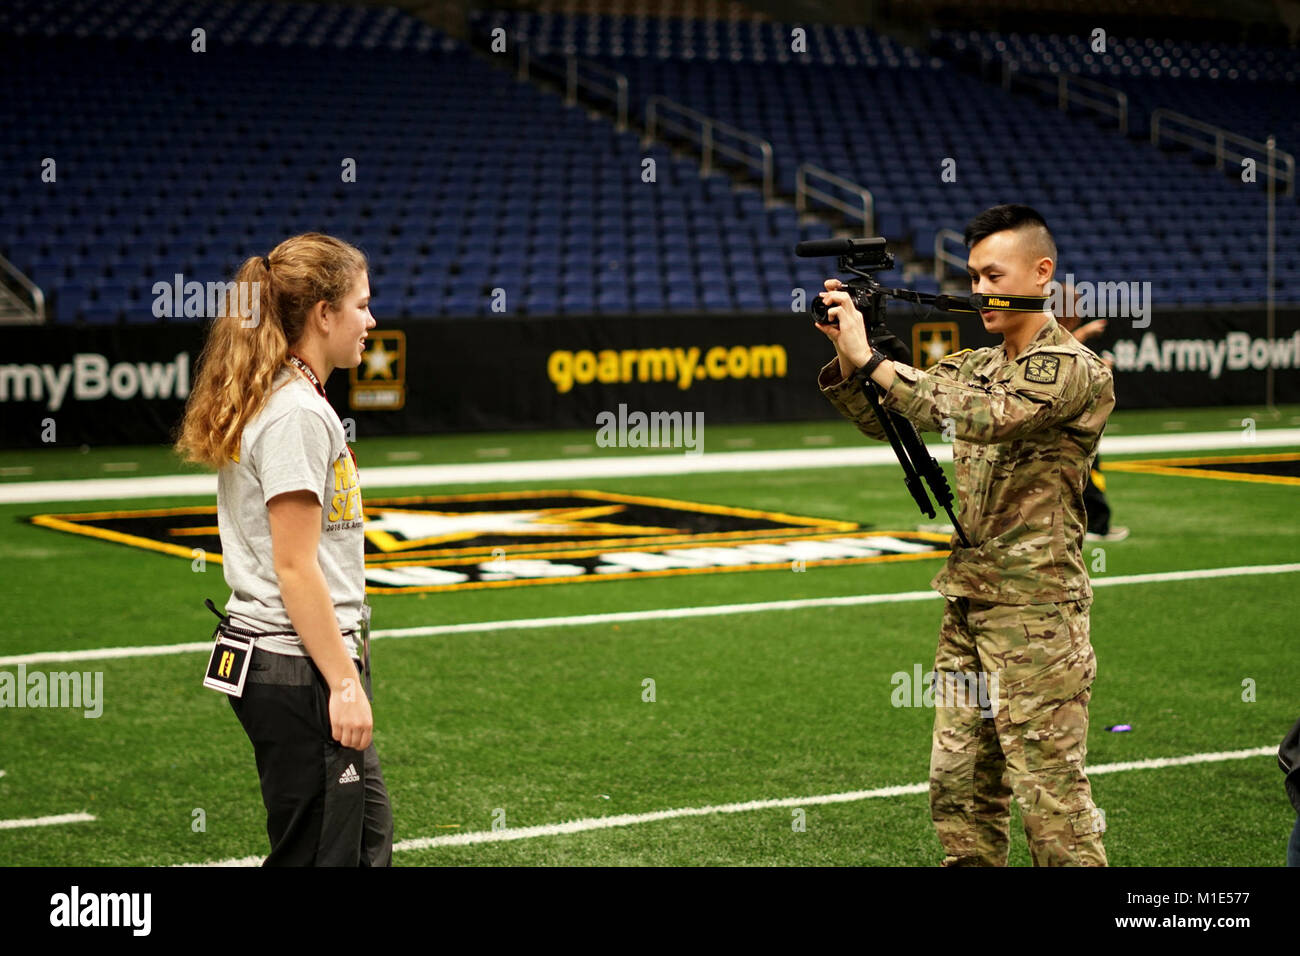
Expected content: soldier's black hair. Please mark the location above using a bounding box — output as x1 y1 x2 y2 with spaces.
963 204 1057 269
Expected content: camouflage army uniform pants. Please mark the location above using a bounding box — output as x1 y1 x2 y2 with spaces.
929 596 1108 866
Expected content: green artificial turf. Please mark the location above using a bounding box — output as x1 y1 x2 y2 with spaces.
0 406 1296 866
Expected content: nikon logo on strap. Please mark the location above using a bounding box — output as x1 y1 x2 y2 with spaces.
931 293 1051 314
971 292 1048 312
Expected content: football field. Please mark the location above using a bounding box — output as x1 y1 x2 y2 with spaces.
1 404 1297 867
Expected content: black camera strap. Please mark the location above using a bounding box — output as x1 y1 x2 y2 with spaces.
931 292 1051 313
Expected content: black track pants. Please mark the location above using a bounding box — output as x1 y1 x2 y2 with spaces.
229 648 393 866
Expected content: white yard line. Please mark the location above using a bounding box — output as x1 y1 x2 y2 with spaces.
3 562 1297 667
0 812 95 831
2 429 1297 504
181 745 1276 866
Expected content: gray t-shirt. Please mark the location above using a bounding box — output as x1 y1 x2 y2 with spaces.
217 365 364 657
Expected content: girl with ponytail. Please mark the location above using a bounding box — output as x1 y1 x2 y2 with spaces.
176 232 391 866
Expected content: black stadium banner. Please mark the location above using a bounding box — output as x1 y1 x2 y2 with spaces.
0 307 1296 448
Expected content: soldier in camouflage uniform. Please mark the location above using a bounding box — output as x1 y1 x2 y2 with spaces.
815 205 1114 866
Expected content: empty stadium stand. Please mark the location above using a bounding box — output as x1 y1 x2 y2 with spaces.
1 0 1295 325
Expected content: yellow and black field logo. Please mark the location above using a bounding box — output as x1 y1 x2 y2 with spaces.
30 490 949 593
1104 452 1300 486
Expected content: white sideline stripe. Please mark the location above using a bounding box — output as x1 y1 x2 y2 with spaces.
2 428 1297 504
177 855 265 867
1084 746 1276 775
3 562 1298 667
0 812 95 830
0 641 218 665
181 745 1276 866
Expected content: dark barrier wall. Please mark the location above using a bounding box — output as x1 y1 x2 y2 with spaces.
0 307 1297 448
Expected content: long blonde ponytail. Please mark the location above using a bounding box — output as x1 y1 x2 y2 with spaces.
174 232 367 468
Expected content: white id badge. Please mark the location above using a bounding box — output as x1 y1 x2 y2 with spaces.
204 631 254 697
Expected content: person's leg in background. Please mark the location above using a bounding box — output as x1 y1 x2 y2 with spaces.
1288 815 1300 867
1084 454 1128 541
1083 460 1110 535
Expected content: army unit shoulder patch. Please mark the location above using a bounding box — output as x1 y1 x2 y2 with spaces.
1023 354 1061 384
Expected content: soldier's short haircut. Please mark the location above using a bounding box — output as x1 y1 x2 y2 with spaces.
963 204 1057 274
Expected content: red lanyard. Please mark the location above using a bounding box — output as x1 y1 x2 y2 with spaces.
287 354 325 397
288 354 357 472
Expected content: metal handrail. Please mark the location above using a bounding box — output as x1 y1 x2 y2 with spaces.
933 228 967 284
572 58 628 131
1060 75 1128 134
1002 60 1128 134
1151 108 1294 197
795 163 874 234
645 95 774 201
0 251 44 324
515 37 628 131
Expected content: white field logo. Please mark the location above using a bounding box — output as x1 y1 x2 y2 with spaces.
1046 275 1152 329
0 666 103 718
151 273 260 327
891 664 999 718
595 404 704 456
0 353 190 411
49 886 150 936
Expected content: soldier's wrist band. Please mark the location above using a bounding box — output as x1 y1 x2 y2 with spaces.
853 348 889 386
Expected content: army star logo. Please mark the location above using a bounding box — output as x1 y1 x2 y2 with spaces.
1024 355 1060 384
363 339 398 379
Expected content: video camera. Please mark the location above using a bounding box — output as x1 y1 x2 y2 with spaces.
800 237 894 326
795 235 986 547
796 235 1050 329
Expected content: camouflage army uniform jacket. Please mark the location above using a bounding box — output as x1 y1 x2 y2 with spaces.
818 314 1115 605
